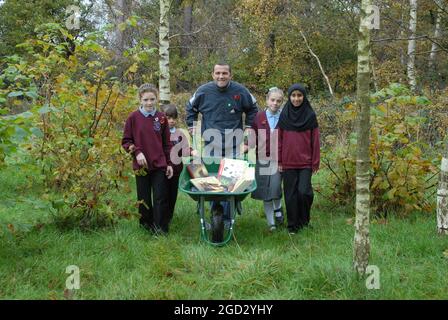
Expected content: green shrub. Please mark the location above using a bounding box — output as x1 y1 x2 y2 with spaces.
321 84 440 216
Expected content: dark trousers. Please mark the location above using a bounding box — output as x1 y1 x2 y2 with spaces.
167 175 180 225
282 168 314 232
136 170 170 233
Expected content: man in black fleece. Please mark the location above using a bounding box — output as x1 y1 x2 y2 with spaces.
186 63 259 226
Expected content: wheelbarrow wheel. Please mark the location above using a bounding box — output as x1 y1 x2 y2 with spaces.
211 205 224 243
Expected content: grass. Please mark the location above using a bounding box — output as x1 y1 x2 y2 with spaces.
1 161 448 300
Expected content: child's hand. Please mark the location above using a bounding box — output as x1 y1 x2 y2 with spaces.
136 152 147 168
166 166 173 179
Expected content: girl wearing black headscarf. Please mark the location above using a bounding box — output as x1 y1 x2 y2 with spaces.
278 84 320 234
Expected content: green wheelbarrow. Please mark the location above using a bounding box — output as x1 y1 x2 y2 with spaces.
178 157 257 246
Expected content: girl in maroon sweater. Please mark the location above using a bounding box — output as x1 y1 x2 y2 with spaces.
251 87 285 232
278 84 320 234
122 84 173 234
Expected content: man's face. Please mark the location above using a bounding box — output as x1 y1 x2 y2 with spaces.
212 65 232 88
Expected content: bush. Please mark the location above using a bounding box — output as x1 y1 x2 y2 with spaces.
320 84 441 216
6 24 141 230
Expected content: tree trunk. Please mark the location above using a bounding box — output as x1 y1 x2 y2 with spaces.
407 0 417 92
399 0 407 70
114 0 129 58
370 48 378 92
180 0 193 58
437 145 448 235
429 5 442 67
159 0 171 104
353 0 372 276
429 0 443 92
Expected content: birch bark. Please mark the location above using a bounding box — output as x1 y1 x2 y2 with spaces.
407 0 417 92
354 0 372 275
159 0 171 104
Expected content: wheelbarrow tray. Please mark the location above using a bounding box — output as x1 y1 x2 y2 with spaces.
178 157 257 200
178 157 257 246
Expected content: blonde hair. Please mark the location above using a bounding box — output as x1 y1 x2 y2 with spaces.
138 83 158 99
266 86 284 100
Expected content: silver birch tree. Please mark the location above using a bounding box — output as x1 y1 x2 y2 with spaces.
429 0 443 71
159 0 171 104
353 0 372 275
437 145 448 235
407 0 417 92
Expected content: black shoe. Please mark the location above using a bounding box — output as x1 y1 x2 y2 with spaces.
288 226 300 234
275 215 284 226
274 208 284 226
139 219 150 228
153 227 168 236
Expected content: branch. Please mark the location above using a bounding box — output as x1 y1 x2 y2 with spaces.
373 34 448 53
92 84 115 136
169 12 216 40
372 35 429 42
322 157 344 183
433 0 448 16
299 30 334 97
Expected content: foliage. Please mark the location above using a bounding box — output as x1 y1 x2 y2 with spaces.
4 24 140 230
0 55 41 167
321 84 440 216
2 0 447 95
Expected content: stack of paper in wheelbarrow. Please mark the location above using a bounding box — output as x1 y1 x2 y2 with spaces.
189 158 255 193
218 158 255 193
190 176 226 192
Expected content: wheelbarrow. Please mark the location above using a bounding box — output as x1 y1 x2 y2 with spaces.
178 157 257 246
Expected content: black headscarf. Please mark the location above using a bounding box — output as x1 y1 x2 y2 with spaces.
278 83 318 132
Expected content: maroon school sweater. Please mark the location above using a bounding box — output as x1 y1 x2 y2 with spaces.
169 129 193 177
278 127 320 171
251 111 279 160
122 110 173 171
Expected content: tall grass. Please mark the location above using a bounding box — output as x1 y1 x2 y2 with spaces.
1 163 448 299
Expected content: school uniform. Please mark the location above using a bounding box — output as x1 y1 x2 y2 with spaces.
122 107 173 233
252 110 282 200
278 84 320 233
167 127 192 224
251 109 283 227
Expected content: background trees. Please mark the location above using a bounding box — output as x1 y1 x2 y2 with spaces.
1 0 447 232
1 0 446 96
